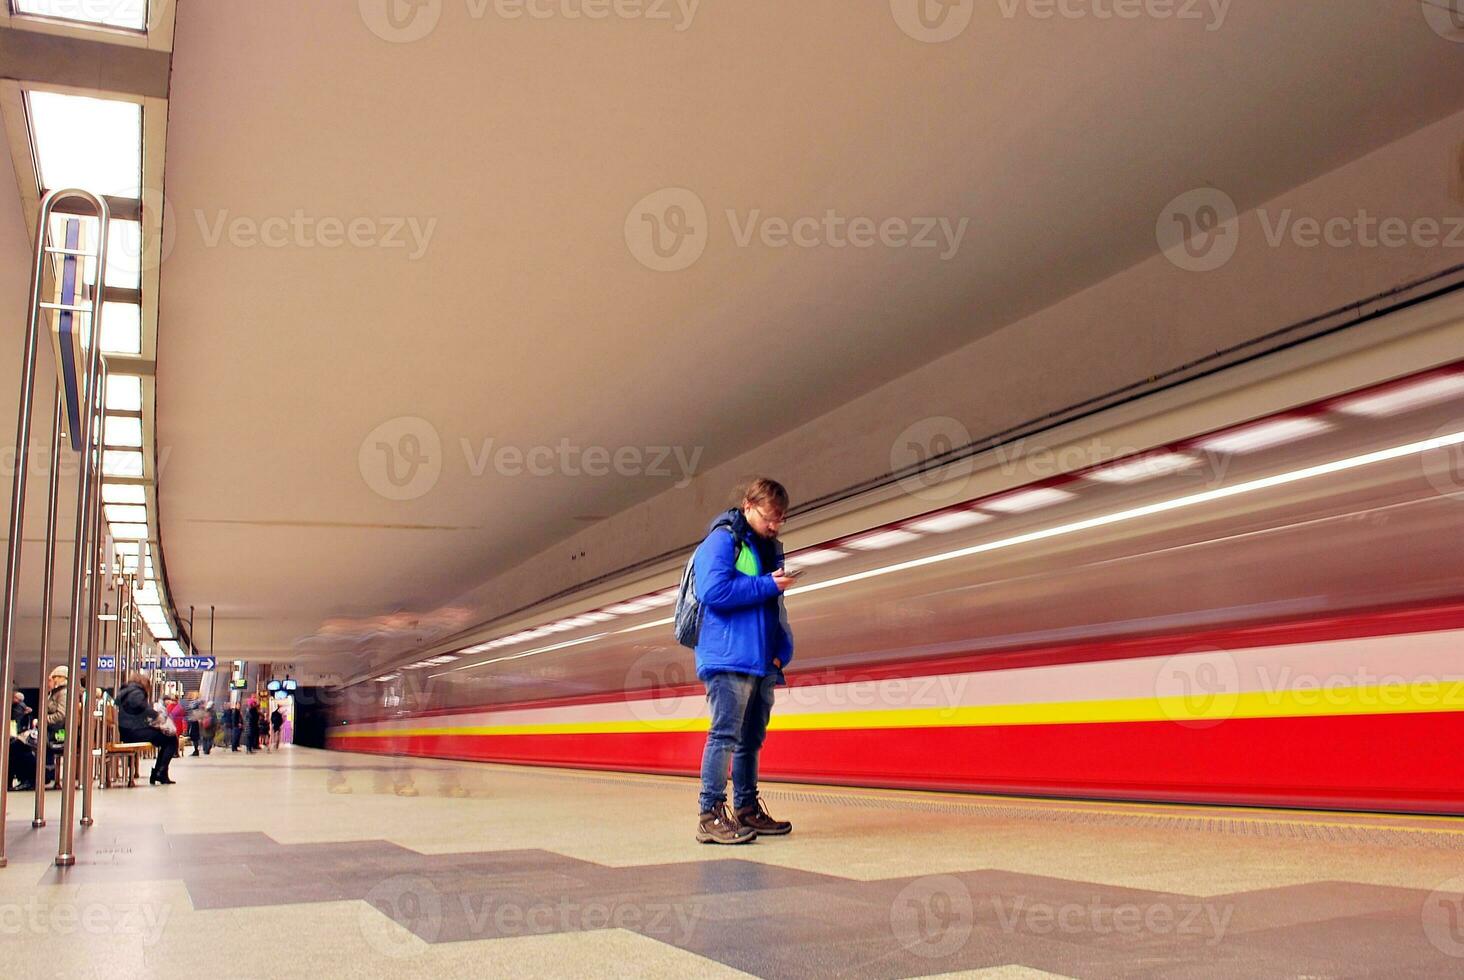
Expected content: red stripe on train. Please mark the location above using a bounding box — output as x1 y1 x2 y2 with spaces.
328 710 1464 815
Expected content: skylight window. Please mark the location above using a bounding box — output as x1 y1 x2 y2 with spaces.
102 449 143 476
14 0 148 31
105 375 142 411
104 415 142 447
102 483 146 504
104 504 147 523
100 302 141 354
27 91 142 199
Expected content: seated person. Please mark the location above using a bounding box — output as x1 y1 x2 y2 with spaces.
115 672 177 785
8 728 37 791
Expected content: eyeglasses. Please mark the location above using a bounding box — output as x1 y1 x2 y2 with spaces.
753 505 786 525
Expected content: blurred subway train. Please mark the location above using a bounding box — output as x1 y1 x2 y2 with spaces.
328 296 1464 815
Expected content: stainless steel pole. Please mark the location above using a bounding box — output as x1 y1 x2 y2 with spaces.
0 190 100 869
56 193 110 868
33 389 63 827
74 365 105 828
80 599 104 826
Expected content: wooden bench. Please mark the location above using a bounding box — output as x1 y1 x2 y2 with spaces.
99 704 156 788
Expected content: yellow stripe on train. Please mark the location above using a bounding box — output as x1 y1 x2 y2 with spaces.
331 680 1464 739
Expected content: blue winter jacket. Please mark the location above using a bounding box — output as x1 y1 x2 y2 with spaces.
691 509 794 681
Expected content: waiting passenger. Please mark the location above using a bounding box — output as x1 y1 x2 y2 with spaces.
244 698 260 754
691 477 798 844
116 673 178 785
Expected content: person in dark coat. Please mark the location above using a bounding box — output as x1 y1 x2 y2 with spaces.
116 672 177 785
244 699 260 754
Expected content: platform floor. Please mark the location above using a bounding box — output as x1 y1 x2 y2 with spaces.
2 746 1463 978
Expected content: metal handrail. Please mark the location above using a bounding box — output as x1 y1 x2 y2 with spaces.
0 188 110 869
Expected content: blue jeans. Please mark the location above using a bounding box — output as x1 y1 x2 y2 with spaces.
699 671 776 814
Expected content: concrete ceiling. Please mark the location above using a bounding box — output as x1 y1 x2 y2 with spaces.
152 0 1464 662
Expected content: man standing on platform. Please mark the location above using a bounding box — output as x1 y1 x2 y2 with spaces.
690 478 798 845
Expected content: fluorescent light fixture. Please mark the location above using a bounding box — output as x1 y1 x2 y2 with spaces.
1193 417 1331 455
539 621 575 633
110 522 148 539
27 91 142 198
1334 374 1464 418
104 415 143 448
843 528 923 551
575 611 617 623
786 547 847 567
14 0 149 31
903 510 993 534
134 585 160 604
1085 452 1201 484
374 674 399 682
786 428 1464 604
100 302 141 355
160 640 183 658
105 375 143 412
103 484 146 504
114 541 140 554
104 504 147 523
102 450 143 477
981 487 1076 514
638 593 675 608
605 599 658 615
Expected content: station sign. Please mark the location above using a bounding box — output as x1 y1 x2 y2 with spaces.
161 656 217 671
77 655 116 671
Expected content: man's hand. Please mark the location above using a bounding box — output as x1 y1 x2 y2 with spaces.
772 570 799 591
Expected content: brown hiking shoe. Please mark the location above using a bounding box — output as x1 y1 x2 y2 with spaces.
733 795 792 836
697 804 757 844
